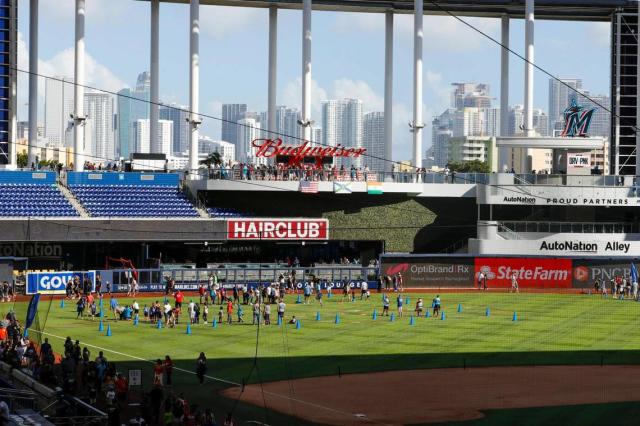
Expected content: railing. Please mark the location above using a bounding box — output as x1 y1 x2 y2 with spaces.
499 221 640 234
0 387 36 411
202 167 487 184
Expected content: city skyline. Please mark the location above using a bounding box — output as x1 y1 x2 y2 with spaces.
16 0 611 164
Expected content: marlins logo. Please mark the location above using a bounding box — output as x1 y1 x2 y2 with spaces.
560 98 596 137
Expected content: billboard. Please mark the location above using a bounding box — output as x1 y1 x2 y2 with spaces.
381 257 474 288
572 260 633 289
474 258 573 289
227 219 329 240
26 271 96 295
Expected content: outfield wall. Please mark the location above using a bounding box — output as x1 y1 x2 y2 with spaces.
380 255 638 289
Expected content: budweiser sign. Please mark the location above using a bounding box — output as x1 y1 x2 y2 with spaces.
227 219 329 240
252 138 366 166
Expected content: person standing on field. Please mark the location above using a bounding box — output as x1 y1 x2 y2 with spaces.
396 294 404 317
510 273 519 293
196 353 207 385
382 293 390 316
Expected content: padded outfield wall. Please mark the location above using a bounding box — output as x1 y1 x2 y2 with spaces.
202 191 477 253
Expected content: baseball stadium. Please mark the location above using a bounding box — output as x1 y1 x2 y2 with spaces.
0 0 639 425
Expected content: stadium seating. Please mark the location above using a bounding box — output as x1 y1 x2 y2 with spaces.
0 183 79 217
207 207 249 218
70 184 199 217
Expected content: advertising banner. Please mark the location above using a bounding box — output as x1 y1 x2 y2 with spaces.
572 260 633 289
227 219 329 240
380 257 474 288
474 258 573 289
26 271 96 295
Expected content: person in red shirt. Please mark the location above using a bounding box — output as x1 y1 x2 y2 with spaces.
163 355 173 386
153 359 164 385
175 290 184 309
115 373 128 402
198 284 206 304
226 300 233 325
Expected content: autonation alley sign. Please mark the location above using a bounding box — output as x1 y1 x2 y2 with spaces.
501 196 635 206
473 239 639 257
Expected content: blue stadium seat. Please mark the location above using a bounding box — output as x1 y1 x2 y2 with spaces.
0 183 79 217
69 184 200 218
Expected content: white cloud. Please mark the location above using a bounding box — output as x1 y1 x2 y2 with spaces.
333 13 499 52
38 0 134 26
200 6 265 40
331 79 384 111
17 31 126 121
586 22 610 48
281 77 328 120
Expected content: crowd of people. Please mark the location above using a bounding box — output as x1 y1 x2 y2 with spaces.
594 275 640 300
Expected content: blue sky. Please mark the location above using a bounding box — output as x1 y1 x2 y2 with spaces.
17 0 610 161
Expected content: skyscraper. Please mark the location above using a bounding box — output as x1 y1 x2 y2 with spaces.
160 104 189 154
44 77 74 147
117 72 151 158
548 78 582 135
363 112 385 172
84 92 116 163
576 92 611 139
451 83 492 109
236 117 261 164
508 105 549 137
221 104 248 146
431 113 454 168
282 108 302 145
132 118 172 156
322 99 363 167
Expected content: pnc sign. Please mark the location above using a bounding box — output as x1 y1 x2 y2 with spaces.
252 138 366 167
227 218 329 240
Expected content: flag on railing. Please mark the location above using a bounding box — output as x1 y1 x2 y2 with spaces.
299 180 319 193
631 263 638 283
333 181 352 194
367 181 384 195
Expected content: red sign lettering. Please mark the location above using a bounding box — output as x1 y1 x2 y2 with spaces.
252 138 366 167
227 219 329 240
474 258 573 288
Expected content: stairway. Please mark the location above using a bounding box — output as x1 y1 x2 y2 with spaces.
58 184 90 218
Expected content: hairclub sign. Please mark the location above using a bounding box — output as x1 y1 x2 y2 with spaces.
227 218 329 241
252 138 367 167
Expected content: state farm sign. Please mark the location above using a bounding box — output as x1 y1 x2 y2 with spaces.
474 257 573 289
227 219 329 240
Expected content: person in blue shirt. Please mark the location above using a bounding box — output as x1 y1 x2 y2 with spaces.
110 297 119 320
382 294 390 316
433 295 441 318
396 295 404 317
303 283 312 305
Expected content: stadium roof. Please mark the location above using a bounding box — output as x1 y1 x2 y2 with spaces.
136 0 636 21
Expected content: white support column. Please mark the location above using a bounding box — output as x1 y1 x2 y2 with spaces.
8 0 17 168
301 0 312 142
636 4 640 175
150 0 160 154
73 0 86 172
28 0 38 168
412 0 423 169
268 6 277 140
524 0 534 138
384 10 394 172
188 0 200 178
499 15 510 172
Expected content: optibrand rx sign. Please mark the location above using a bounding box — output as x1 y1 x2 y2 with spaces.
26 271 96 295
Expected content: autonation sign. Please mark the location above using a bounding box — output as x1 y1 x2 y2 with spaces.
27 271 96 295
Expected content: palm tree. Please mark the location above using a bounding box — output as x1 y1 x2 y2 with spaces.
200 151 223 168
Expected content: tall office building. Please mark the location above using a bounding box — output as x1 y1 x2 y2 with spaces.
84 92 116 163
160 104 189 154
282 108 302 145
221 104 248 146
363 112 385 172
44 77 74 147
132 118 172 156
322 99 363 167
576 92 611 139
548 78 582 135
236 117 262 164
508 105 549 137
312 127 322 145
117 72 151 158
451 83 492 109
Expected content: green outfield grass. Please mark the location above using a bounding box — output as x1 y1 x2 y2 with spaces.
12 291 640 424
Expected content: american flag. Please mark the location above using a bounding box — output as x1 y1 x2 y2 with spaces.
299 180 319 193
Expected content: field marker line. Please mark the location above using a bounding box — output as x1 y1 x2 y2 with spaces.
30 328 388 425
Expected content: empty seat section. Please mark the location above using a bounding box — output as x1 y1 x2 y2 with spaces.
207 207 249 218
0 183 79 217
69 185 200 217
